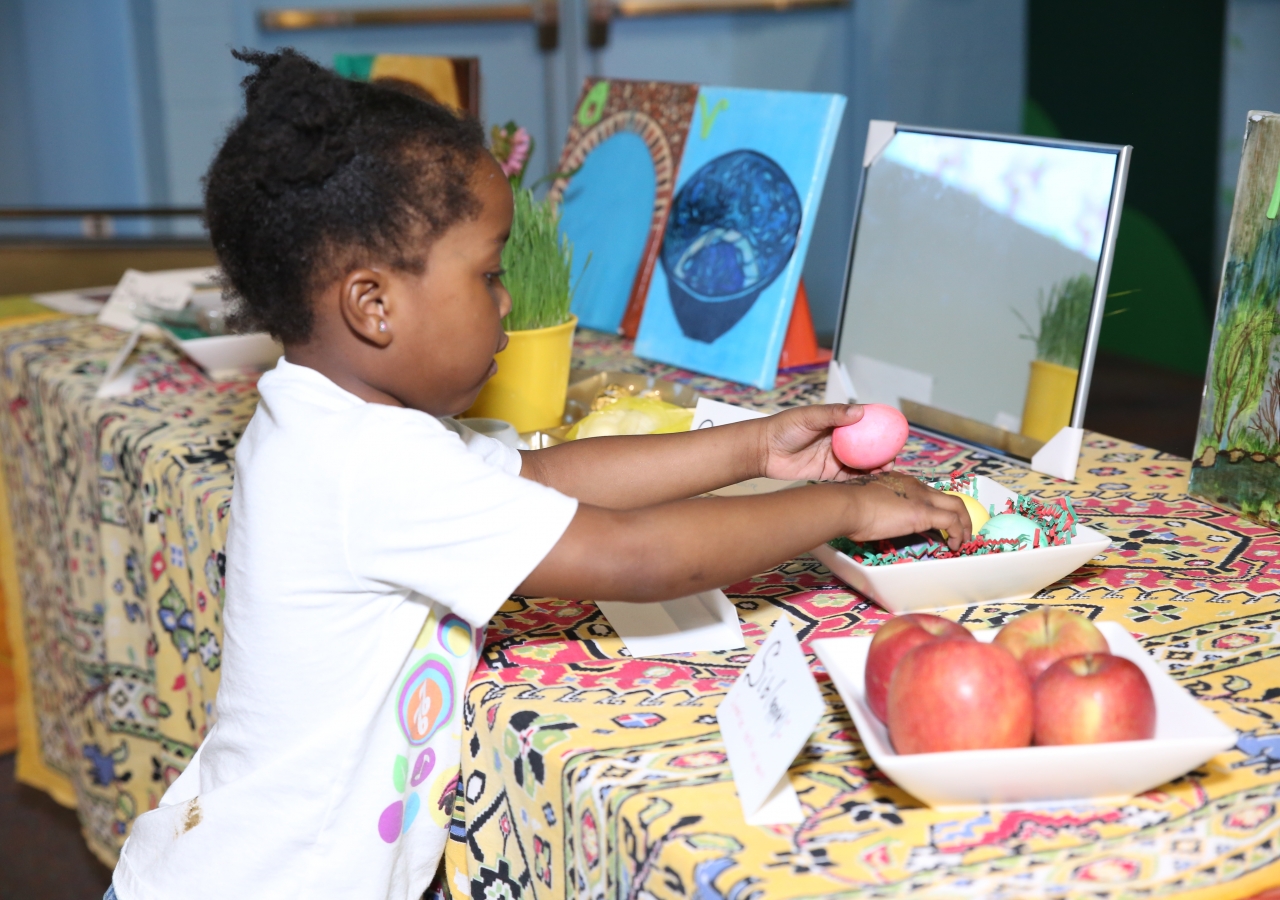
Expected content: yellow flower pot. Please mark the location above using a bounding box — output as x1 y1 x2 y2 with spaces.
465 315 577 433
1020 358 1079 444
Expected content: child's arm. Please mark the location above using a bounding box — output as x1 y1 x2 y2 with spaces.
520 404 869 509
517 471 970 602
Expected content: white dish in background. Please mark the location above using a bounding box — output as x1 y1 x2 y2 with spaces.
159 328 283 380
812 621 1236 809
809 475 1111 613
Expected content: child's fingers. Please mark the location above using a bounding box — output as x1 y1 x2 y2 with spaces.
785 403 863 432
923 492 971 548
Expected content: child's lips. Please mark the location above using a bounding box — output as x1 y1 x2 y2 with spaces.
497 334 509 353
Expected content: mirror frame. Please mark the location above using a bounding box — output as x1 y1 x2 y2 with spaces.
832 123 1132 459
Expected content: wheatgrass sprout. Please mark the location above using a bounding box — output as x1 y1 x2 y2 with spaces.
1016 274 1095 368
501 188 576 331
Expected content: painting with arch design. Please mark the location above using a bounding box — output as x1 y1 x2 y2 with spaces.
549 78 699 335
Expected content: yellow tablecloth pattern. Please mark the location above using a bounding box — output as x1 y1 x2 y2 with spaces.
0 298 68 787
2 315 1279 898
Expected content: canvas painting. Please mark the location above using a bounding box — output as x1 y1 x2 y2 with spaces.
632 87 845 389
1190 110 1280 529
334 54 480 117
548 79 699 335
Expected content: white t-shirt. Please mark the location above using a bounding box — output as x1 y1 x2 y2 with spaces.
114 358 577 900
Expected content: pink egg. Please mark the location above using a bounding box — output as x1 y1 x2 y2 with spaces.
831 404 910 470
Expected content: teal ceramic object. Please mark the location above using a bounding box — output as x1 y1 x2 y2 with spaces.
977 513 1042 547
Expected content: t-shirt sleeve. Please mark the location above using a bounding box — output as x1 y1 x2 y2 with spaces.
343 409 577 627
438 418 523 476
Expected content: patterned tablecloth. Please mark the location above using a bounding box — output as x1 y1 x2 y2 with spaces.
3 316 1280 899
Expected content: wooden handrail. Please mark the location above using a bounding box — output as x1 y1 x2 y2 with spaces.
260 0 844 30
261 4 537 29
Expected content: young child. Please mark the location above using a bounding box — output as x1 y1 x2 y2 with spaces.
109 49 968 900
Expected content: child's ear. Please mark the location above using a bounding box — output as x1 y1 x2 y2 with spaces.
338 267 393 348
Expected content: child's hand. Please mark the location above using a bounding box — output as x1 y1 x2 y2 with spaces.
757 404 890 482
842 472 972 549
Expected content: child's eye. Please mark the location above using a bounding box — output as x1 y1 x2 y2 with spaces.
485 268 506 284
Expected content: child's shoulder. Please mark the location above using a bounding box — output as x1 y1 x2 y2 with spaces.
250 360 465 458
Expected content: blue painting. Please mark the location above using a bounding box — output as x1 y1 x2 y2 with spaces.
661 150 802 343
559 131 656 333
549 79 699 334
634 87 845 389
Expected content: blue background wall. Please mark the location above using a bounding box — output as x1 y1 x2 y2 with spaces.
0 0 1027 338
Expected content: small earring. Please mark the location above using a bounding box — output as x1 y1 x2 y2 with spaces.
378 321 387 333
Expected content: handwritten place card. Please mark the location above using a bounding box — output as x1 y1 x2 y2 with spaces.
717 615 824 825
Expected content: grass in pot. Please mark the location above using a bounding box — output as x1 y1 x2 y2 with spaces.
466 185 579 432
1016 273 1092 444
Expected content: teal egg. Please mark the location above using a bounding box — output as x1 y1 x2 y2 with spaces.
977 513 1041 546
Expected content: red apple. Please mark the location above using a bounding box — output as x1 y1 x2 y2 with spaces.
864 614 974 723
1033 653 1156 745
993 607 1109 682
887 640 1033 754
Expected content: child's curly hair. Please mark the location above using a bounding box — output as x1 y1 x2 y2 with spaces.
204 48 487 344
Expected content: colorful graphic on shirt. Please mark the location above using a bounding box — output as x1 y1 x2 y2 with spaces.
397 655 454 746
376 791 423 843
411 747 436 787
401 791 422 835
378 798 405 843
437 615 472 657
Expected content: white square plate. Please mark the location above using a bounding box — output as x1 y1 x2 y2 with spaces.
159 328 283 380
809 475 1112 612
812 621 1236 808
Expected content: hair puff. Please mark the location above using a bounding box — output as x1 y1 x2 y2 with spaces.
203 47 487 344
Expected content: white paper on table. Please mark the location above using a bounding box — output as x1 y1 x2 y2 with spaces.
32 287 114 315
597 589 744 657
1030 425 1083 482
824 358 857 404
691 397 767 430
689 399 807 498
97 267 220 331
849 353 933 410
716 615 825 826
749 774 806 825
95 326 145 398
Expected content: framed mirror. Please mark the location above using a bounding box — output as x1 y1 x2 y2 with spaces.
833 123 1131 460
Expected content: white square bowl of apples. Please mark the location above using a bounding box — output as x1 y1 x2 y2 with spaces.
812 612 1236 809
809 475 1112 613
